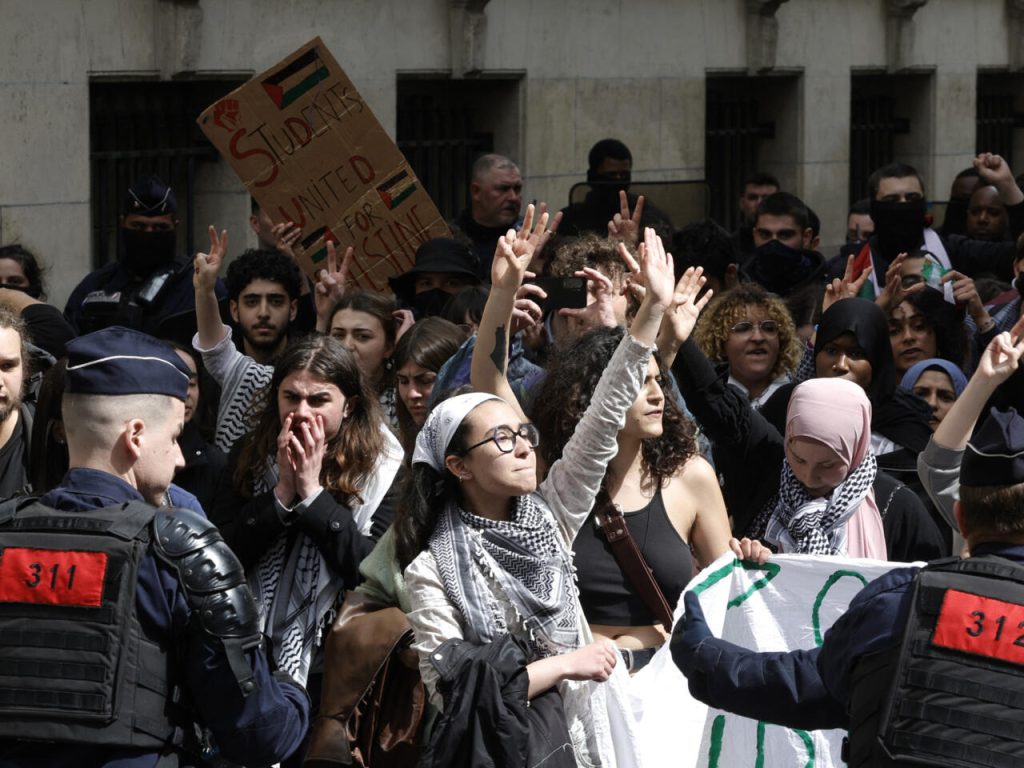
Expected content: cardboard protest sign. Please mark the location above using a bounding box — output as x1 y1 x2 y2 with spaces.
630 553 908 767
197 37 449 290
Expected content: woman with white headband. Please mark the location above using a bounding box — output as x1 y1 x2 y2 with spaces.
392 209 675 766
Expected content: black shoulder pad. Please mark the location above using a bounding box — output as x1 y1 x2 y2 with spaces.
152 507 263 697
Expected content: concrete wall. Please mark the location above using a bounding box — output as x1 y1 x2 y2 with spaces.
0 0 1018 307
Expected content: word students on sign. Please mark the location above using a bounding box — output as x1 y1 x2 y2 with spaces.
199 37 449 291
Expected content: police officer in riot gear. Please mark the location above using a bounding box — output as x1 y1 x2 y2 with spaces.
64 176 227 338
0 326 309 767
671 337 1024 765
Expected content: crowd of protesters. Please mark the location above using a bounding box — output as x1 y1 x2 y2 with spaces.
1 138 1023 766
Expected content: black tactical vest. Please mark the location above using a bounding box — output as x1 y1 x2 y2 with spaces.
0 499 192 750
847 555 1024 767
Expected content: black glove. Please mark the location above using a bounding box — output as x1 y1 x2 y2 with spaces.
670 590 712 678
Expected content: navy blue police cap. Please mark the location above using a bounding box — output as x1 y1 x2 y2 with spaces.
961 407 1024 487
124 175 177 216
65 326 191 401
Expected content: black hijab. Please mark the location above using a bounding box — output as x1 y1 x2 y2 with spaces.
813 299 931 452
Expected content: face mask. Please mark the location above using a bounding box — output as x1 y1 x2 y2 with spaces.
587 173 630 210
750 239 811 292
0 282 41 299
121 228 177 276
413 288 452 319
870 199 926 262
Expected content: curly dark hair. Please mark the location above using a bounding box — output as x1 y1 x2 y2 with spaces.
693 283 802 378
225 248 302 301
531 326 696 490
233 334 385 503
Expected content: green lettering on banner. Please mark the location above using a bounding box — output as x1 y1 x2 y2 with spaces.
708 715 725 768
707 715 815 767
692 559 781 608
811 570 869 646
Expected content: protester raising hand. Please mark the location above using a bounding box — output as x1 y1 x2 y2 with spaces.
472 202 550 423
871 252 924 313
491 203 549 290
974 152 1024 206
194 225 228 292
194 226 229 350
314 240 354 332
656 266 713 368
822 254 874 314
627 227 675 347
607 190 645 248
559 267 619 335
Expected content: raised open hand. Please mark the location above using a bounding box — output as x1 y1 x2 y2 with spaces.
559 267 618 334
661 266 713 347
638 227 675 311
194 226 228 292
271 221 302 259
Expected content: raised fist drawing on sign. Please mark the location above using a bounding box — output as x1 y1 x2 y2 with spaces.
212 98 241 132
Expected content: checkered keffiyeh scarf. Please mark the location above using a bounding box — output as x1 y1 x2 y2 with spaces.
248 464 337 688
428 494 579 658
764 453 877 555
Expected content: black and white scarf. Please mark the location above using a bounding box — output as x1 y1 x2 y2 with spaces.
763 453 877 555
428 494 579 658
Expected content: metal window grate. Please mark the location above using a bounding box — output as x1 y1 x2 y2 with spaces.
976 83 1023 169
705 84 774 232
396 85 494 221
849 90 910 202
89 80 243 269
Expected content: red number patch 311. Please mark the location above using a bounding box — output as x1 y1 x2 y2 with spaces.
0 547 108 607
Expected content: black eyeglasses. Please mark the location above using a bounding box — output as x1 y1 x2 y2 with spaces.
463 423 540 455
730 320 779 337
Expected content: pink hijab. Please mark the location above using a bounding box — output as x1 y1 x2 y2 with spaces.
785 378 887 559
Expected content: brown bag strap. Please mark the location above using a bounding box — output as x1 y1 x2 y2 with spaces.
594 498 675 632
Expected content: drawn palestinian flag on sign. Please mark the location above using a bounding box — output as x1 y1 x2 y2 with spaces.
261 48 329 110
376 170 417 210
301 226 338 264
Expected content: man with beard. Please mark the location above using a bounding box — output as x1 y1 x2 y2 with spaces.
450 154 523 279
847 154 1024 300
225 248 301 364
64 175 227 336
0 307 30 498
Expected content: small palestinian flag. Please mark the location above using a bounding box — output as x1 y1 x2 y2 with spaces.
376 170 416 210
301 226 338 264
262 48 329 110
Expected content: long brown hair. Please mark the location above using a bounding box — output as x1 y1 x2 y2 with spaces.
233 334 385 502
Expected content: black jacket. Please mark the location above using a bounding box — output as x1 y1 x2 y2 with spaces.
209 442 397 588
420 635 574 768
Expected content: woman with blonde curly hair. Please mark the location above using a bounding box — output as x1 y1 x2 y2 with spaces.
693 283 802 408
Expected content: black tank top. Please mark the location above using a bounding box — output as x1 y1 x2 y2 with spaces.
573 488 694 626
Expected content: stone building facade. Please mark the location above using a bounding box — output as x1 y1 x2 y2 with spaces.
1 0 1021 305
